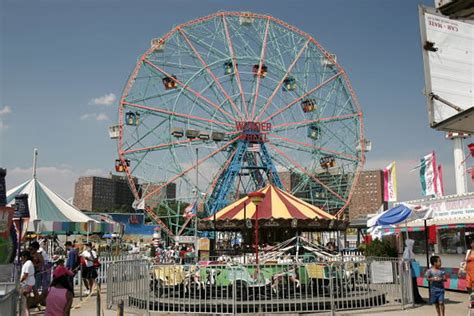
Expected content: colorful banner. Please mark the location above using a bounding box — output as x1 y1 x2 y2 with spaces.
420 152 439 197
383 162 397 202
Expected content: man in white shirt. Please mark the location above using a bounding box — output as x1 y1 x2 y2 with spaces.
20 250 36 316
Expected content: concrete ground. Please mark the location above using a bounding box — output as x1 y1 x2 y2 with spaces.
29 287 470 315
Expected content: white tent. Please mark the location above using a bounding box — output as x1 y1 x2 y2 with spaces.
6 177 105 233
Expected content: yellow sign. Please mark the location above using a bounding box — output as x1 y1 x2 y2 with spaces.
198 238 210 251
305 264 326 279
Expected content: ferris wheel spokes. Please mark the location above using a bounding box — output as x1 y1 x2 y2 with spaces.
178 28 245 121
254 40 309 122
270 113 360 132
143 59 236 122
268 134 360 162
222 15 251 120
122 101 234 129
267 142 346 203
249 17 271 120
262 71 343 123
141 136 238 203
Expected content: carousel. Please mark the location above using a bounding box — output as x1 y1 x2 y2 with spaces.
199 184 347 238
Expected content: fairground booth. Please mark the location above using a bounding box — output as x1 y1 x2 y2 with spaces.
390 192 474 291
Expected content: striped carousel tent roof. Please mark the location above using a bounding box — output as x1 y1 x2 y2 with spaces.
207 185 335 221
6 177 118 234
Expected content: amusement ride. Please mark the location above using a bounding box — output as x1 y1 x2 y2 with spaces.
111 12 365 240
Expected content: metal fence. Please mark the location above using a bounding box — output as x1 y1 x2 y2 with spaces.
106 257 413 315
0 283 17 316
73 254 144 287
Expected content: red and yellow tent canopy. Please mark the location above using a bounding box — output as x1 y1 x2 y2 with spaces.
199 185 347 231
208 185 334 221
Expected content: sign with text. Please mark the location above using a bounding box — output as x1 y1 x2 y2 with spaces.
419 6 474 132
370 261 394 284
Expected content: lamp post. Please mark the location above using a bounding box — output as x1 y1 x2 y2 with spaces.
247 191 265 265
13 194 31 267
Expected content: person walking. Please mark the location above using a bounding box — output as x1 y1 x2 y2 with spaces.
80 242 98 294
29 241 45 294
44 268 74 316
425 255 446 316
20 250 36 316
65 241 79 293
403 239 425 304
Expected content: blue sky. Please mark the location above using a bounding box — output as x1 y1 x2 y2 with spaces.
1 0 472 200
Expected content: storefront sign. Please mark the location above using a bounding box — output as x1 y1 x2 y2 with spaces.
173 236 197 243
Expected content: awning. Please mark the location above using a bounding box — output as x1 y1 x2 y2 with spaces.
199 185 348 231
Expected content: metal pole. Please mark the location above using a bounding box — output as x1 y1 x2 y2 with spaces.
424 219 430 302
194 148 199 260
96 284 101 316
453 137 467 195
255 204 259 264
32 148 38 179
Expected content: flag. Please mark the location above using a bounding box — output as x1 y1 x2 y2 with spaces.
183 201 197 219
383 162 397 202
419 152 440 197
437 164 444 196
247 143 260 152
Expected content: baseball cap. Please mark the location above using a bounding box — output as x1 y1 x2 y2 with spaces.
53 265 74 279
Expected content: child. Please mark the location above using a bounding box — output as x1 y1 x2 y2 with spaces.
425 255 446 316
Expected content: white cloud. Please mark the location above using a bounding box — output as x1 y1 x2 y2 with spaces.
80 112 109 121
89 93 116 106
84 168 108 176
95 113 109 121
0 106 11 116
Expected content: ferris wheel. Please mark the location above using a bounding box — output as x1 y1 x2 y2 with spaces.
114 12 365 237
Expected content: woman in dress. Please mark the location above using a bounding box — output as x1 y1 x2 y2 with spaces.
44 270 74 316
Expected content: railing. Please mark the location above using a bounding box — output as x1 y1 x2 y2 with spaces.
72 253 144 287
106 257 413 315
0 283 17 316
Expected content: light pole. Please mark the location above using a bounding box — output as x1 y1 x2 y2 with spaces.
13 194 31 269
247 191 265 265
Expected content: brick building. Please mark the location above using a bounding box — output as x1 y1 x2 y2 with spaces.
348 170 387 220
74 175 177 212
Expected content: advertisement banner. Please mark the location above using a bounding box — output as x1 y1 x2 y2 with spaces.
383 162 397 202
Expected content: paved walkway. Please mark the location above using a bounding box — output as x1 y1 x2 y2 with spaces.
55 287 471 316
